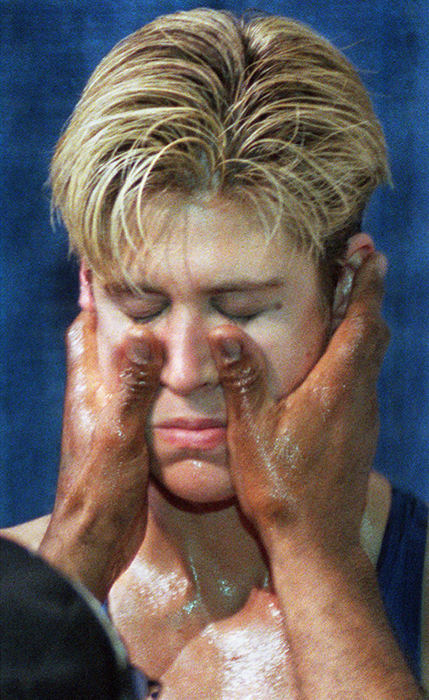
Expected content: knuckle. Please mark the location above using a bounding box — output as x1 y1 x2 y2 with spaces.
123 333 163 386
120 362 155 394
221 356 263 393
120 364 160 418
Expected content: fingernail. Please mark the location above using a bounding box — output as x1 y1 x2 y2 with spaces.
347 253 361 271
347 248 371 271
220 339 241 361
129 339 150 363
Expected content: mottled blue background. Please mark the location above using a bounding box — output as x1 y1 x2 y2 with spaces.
1 0 428 526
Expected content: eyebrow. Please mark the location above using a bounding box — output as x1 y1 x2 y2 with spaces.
106 277 285 297
206 278 284 294
106 283 163 297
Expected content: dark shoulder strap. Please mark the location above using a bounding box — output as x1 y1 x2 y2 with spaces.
377 488 428 680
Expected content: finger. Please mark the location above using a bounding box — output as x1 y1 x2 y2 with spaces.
88 329 163 466
346 251 388 320
61 312 99 461
314 253 390 393
339 252 390 376
64 310 99 405
208 325 269 424
65 310 96 367
116 326 164 421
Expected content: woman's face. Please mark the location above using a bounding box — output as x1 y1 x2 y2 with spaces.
87 197 330 504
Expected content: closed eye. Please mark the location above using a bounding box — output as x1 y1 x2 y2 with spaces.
124 301 169 323
221 310 263 323
211 301 281 324
128 307 168 323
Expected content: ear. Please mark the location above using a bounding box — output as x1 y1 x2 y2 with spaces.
332 233 374 325
78 261 96 311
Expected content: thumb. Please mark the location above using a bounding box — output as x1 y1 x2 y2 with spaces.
209 325 269 424
115 327 164 423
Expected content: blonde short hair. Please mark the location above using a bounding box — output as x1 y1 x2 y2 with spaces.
51 8 389 284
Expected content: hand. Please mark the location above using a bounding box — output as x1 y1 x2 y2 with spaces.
39 311 163 600
210 254 422 699
209 252 390 560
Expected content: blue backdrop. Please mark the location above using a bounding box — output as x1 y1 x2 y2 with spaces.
1 0 428 526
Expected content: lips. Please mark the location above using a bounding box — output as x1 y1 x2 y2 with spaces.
153 417 227 450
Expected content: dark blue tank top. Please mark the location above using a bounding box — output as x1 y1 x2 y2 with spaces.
377 488 428 680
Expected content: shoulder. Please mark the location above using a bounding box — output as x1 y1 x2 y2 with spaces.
363 475 429 689
1 514 51 551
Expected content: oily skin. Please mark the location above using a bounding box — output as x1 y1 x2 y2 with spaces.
87 200 331 505
208 256 387 554
39 313 163 601
42 198 333 607
208 257 423 697
39 198 422 696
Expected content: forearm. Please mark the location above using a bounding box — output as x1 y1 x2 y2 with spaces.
38 502 130 602
266 531 422 699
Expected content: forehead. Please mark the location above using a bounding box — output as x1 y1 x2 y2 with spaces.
113 195 318 293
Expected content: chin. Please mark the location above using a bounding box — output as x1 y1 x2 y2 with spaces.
149 457 236 505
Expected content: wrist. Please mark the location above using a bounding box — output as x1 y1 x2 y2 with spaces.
257 513 365 572
258 518 381 614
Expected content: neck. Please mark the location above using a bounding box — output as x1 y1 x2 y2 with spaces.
142 480 269 611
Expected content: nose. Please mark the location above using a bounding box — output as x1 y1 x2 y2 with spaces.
158 305 218 394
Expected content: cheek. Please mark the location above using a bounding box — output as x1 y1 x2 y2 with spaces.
255 318 328 399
